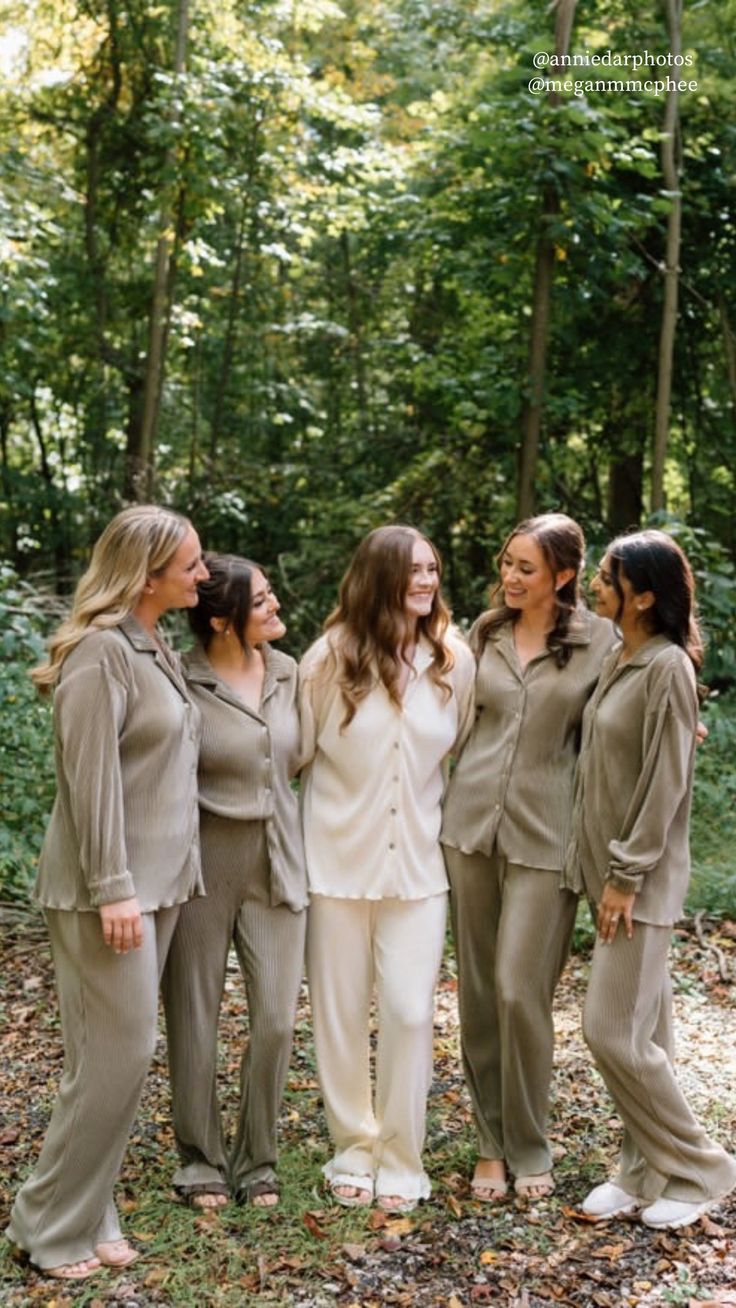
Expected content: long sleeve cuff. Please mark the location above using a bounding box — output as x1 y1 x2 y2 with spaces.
606 867 644 895
87 869 137 907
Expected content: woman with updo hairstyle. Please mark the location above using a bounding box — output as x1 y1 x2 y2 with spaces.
7 505 208 1281
162 553 307 1210
567 529 736 1228
441 513 617 1204
299 524 475 1213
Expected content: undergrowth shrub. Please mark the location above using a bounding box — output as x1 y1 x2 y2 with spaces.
0 565 55 902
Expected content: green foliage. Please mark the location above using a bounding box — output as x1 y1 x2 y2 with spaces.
651 514 736 686
0 566 55 900
689 690 736 916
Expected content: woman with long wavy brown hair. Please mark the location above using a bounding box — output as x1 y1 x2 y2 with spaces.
299 524 475 1214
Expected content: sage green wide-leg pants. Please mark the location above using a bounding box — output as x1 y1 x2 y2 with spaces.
446 845 577 1178
7 905 178 1270
162 816 306 1200
583 922 736 1204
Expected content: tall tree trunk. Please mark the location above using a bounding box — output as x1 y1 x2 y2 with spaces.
210 187 251 462
718 291 736 433
340 229 370 434
127 0 189 501
516 0 578 519
651 0 683 512
608 450 644 533
29 392 68 590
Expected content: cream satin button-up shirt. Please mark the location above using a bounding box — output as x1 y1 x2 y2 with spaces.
298 630 475 900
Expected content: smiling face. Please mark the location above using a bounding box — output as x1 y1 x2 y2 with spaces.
151 526 209 612
500 532 558 615
591 553 645 630
243 568 286 645
403 538 440 625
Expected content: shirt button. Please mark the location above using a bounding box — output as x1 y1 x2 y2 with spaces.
390 807 397 815
393 741 399 749
389 842 396 850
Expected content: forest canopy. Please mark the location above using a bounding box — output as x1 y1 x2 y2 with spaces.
1 0 735 905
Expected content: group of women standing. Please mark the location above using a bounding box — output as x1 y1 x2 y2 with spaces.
6 505 735 1281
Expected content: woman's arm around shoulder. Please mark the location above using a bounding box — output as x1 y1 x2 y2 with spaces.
446 626 476 755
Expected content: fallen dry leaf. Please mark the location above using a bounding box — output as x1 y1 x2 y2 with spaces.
303 1211 328 1240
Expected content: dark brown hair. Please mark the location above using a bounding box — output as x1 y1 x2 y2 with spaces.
188 552 263 652
606 529 703 672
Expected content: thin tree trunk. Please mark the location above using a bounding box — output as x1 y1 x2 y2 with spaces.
516 0 578 519
340 229 370 433
29 392 68 590
718 291 736 431
129 0 189 501
651 0 683 512
210 190 251 461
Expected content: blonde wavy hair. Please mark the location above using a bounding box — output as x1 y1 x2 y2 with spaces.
32 505 191 693
320 524 455 728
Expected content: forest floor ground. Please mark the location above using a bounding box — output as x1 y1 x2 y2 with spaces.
1 912 735 1308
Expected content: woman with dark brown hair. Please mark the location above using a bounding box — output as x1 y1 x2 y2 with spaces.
162 553 307 1210
570 530 736 1228
299 524 475 1213
441 513 616 1203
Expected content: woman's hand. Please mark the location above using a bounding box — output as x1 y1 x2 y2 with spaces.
597 884 636 944
99 897 143 954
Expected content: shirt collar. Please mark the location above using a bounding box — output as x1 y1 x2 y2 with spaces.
487 605 596 650
182 641 291 710
616 633 674 668
119 613 159 651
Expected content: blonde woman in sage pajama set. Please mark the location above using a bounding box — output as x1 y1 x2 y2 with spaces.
441 514 617 1203
567 529 736 1230
6 506 208 1281
162 553 307 1210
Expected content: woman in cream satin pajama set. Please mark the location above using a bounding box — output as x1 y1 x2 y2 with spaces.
299 628 474 1204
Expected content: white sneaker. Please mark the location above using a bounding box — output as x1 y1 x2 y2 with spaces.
582 1182 644 1220
640 1196 713 1230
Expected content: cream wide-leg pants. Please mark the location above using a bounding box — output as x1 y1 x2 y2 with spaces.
306 892 448 1201
7 905 179 1270
584 921 736 1204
